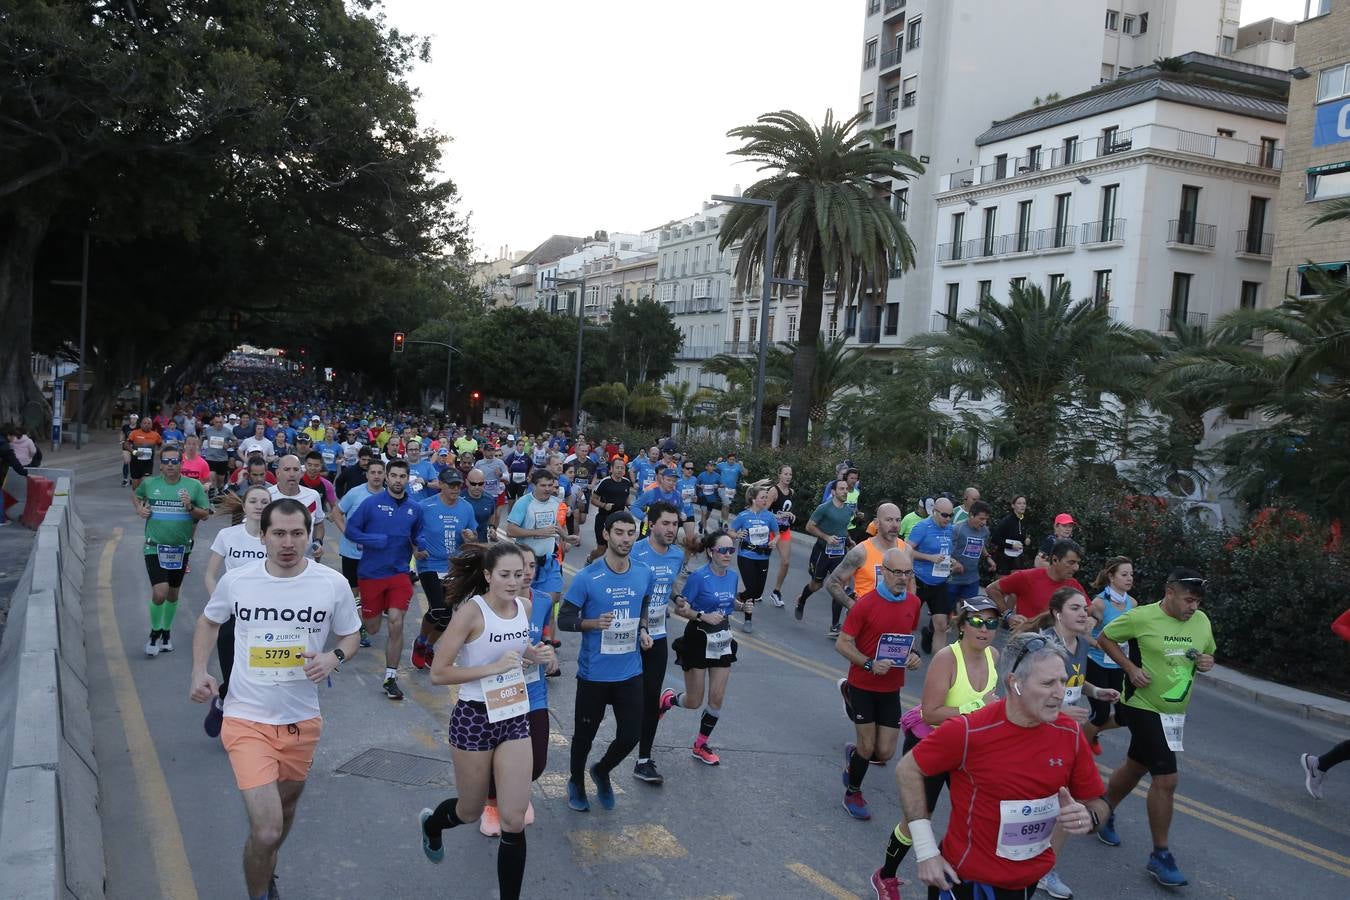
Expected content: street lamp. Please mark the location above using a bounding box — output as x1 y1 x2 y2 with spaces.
394 331 460 422
51 231 90 449
711 195 806 448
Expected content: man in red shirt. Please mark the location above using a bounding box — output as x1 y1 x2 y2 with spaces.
834 547 923 821
899 631 1109 899
987 539 1085 628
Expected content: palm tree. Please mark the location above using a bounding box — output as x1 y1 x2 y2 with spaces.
911 282 1155 454
1148 315 1251 471
763 334 872 434
702 353 788 438
662 380 717 441
580 381 668 427
720 109 922 446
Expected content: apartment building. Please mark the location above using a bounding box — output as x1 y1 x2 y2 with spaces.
472 249 524 309
1229 17 1297 69
574 253 659 325
655 204 734 389
1268 0 1350 307
510 235 585 307
512 232 651 313
853 0 1248 345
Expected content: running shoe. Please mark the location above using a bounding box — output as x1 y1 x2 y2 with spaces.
158 631 174 653
828 624 841 639
1146 849 1188 887
633 761 664 785
479 800 501 837
659 689 677 720
843 790 871 820
268 875 280 900
590 764 616 809
359 626 372 649
869 868 902 900
424 643 435 665
567 779 590 812
691 742 721 765
411 637 429 670
742 620 754 634
838 678 854 720
382 676 404 701
771 589 785 608
1301 753 1325 800
419 808 444 863
794 601 805 621
1037 868 1073 898
1097 812 1121 846
145 632 160 658
203 695 224 738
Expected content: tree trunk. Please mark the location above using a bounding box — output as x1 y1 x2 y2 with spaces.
0 211 52 426
788 248 825 446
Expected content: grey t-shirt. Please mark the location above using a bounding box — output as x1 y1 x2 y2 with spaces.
1044 627 1090 707
949 520 990 585
200 425 233 461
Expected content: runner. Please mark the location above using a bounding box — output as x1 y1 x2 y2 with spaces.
343 458 424 700
794 478 854 623
660 529 750 766
674 458 702 557
463 467 499 542
1097 568 1216 886
179 434 213 486
908 497 956 655
238 420 277 466
132 443 211 656
410 470 479 670
418 542 553 900
766 465 796 608
990 494 1031 575
947 498 993 611
897 631 1108 900
556 512 654 811
631 465 685 539
1035 512 1076 568
189 498 361 900
952 486 980 526
335 457 384 649
629 502 685 785
729 483 776 634
586 457 633 564
987 539 1086 628
506 468 577 605
505 440 532 503
695 459 722 531
1084 556 1136 752
268 456 326 560
1299 607 1350 799
873 595 1000 899
126 417 164 489
824 502 909 638
899 497 930 542
201 413 236 497
834 546 922 821
334 445 375 498
716 451 746 524
201 483 271 737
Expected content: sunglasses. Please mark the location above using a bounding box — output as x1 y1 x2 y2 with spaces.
965 615 1000 630
882 566 914 578
1176 576 1209 590
1011 635 1049 673
711 546 736 555
467 480 485 485
160 458 181 465
936 512 953 519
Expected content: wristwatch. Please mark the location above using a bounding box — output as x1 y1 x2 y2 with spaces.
332 648 346 670
863 658 875 673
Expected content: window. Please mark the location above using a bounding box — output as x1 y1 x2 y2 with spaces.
994 153 1009 179
868 0 881 13
1053 193 1072 246
898 130 913 154
978 280 992 301
950 212 965 259
1102 125 1121 152
1245 197 1269 253
907 17 921 50
1170 273 1193 325
1258 136 1279 168
1297 262 1350 298
1010 276 1027 292
1024 145 1041 172
1100 183 1119 239
1139 12 1148 32
1061 135 1079 164
1101 64 1115 83
844 306 857 335
766 314 775 341
1307 162 1350 201
945 283 959 319
1239 281 1260 312
902 75 918 108
1122 14 1136 34
982 206 997 256
1317 64 1350 103
864 39 878 68
732 318 742 343
748 316 758 342
1221 35 1234 54
787 313 798 342
894 188 909 221
861 97 874 117
1105 9 1119 30
885 303 899 336
1048 273 1066 294
682 248 689 274
1015 200 1033 252
1093 269 1113 306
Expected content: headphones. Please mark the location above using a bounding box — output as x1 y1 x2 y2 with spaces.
1013 683 1023 696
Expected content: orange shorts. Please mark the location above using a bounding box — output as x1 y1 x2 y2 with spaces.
358 573 414 619
221 716 323 790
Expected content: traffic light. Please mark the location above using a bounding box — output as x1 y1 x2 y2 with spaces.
470 391 481 404
393 332 405 353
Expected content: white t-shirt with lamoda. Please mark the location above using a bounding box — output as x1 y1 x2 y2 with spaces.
204 559 361 725
210 523 267 570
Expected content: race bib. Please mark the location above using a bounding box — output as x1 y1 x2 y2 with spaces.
996 794 1059 861
208 436 225 450
645 598 667 638
512 471 526 483
247 627 307 683
681 487 695 503
601 614 637 655
480 668 529 722
704 624 732 659
876 633 914 664
1063 685 1083 706
700 483 716 496
963 536 985 559
1161 713 1185 751
1004 538 1023 557
155 544 186 571
531 510 554 529
932 555 952 578
521 659 542 685
748 523 770 546
826 540 846 557
321 451 336 464
135 447 153 460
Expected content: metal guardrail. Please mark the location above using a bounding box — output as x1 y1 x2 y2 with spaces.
1235 229 1273 256
1168 219 1217 249
1080 218 1125 245
1158 309 1208 331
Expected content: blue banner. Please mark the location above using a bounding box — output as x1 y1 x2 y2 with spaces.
1313 98 1350 147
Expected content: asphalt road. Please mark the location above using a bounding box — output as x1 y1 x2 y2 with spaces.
72 459 1349 899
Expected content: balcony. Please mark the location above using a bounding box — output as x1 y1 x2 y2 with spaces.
671 298 726 315
677 345 721 360
884 0 906 15
875 105 897 125
1158 310 1208 332
937 241 965 264
1167 219 1217 251
1080 218 1126 246
864 53 877 71
1034 224 1078 252
930 312 953 333
857 325 882 344
1235 229 1273 258
723 340 762 356
867 0 880 14
880 46 903 71
1248 144 1283 170
901 92 917 109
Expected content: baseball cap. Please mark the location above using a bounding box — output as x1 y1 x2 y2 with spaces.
436 447 449 457
959 594 1000 614
295 433 312 443
1054 513 1076 526
310 414 320 421
440 469 463 484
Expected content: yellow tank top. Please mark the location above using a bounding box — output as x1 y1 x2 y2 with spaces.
853 538 888 598
946 645 998 711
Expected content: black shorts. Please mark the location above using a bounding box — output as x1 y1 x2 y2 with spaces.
846 684 902 728
808 541 848 583
129 457 155 479
917 580 952 617
144 552 190 588
206 458 230 477
1087 658 1124 727
698 495 719 510
340 555 360 589
1119 705 1179 776
671 619 737 670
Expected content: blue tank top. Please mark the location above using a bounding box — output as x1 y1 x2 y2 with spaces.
1088 588 1136 668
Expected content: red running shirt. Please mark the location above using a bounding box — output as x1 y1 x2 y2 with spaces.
842 589 921 692
911 699 1105 890
995 568 1085 619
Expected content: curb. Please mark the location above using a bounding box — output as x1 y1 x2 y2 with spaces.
1202 664 1350 728
0 469 104 899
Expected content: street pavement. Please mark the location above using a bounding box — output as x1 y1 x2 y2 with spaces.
70 454 1350 899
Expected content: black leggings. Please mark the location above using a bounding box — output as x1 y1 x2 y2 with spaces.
1318 739 1350 772
419 570 450 630
902 730 949 813
488 708 551 800
639 638 668 758
215 616 236 701
737 556 770 600
570 675 643 784
926 885 1033 900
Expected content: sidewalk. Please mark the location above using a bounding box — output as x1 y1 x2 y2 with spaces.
40 428 123 472
1203 664 1350 728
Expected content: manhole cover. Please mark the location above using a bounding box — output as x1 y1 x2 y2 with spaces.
336 748 451 786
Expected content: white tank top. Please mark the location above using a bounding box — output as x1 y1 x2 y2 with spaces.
456 595 531 702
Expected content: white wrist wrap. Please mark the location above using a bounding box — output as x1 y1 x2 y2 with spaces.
909 818 941 862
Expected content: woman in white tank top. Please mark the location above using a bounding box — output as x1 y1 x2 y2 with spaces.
418 543 554 900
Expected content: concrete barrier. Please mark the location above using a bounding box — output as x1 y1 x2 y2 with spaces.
0 468 104 899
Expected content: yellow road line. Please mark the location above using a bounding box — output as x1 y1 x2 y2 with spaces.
1170 791 1350 867
97 529 199 899
786 861 860 899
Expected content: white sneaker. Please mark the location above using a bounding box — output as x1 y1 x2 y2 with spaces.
1302 753 1325 800
1037 867 1073 899
771 589 785 608
144 633 160 657
159 632 174 653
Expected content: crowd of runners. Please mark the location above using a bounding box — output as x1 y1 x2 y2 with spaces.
111 360 1348 900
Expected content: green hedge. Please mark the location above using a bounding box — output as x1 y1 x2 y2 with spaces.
608 426 1349 696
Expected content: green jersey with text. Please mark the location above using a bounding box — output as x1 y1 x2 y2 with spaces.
1103 602 1215 715
134 476 209 554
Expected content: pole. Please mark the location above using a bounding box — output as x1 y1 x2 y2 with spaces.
571 279 585 436
75 231 89 449
445 325 453 427
751 205 776 449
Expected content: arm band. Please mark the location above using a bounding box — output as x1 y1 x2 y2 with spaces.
909 819 941 862
557 603 583 633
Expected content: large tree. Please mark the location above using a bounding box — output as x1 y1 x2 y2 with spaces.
605 298 682 387
719 110 921 446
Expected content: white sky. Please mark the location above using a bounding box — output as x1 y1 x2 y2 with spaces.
379 0 1308 261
